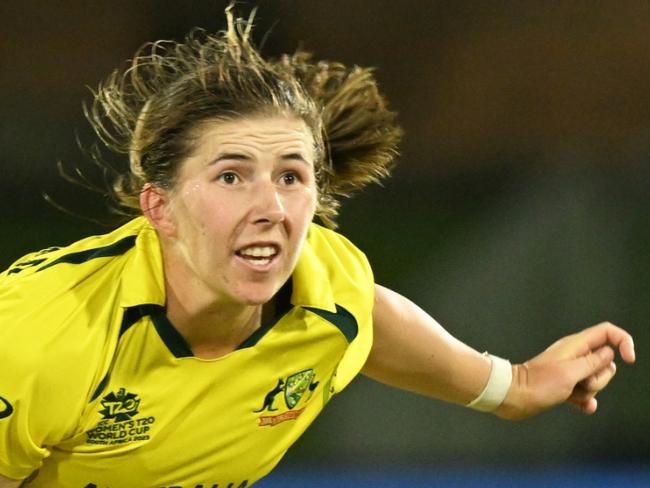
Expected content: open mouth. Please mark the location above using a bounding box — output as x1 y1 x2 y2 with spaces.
235 245 279 267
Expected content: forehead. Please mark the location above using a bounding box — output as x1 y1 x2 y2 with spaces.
191 115 316 158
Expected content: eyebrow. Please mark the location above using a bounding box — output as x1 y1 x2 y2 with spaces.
209 152 312 166
210 153 249 164
281 153 312 165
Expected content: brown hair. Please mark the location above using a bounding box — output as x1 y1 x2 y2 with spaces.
86 5 402 228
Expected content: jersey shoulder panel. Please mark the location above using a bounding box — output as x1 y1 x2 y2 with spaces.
297 224 375 391
0 217 146 280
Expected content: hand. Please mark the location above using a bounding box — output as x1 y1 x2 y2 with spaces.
496 322 636 420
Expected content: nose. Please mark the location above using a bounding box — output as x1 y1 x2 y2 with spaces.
251 181 286 225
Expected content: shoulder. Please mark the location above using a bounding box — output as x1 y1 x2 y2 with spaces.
1 217 149 280
306 223 365 254
0 218 153 346
305 223 373 280
0 218 159 311
0 217 156 407
0 216 159 352
295 224 374 308
0 218 162 467
299 225 375 392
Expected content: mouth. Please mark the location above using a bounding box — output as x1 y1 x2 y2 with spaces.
235 244 280 268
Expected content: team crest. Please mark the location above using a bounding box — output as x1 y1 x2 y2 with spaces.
285 369 316 409
255 369 319 427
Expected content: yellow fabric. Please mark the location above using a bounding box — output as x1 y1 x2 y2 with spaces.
0 217 374 487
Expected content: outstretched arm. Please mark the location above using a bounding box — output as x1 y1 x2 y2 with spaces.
363 284 636 420
362 284 493 405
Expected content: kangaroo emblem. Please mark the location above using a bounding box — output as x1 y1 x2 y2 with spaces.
253 379 285 412
306 380 319 400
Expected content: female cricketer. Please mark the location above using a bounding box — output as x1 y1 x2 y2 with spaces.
0 7 635 487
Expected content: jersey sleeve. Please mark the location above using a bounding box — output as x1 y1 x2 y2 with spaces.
0 277 96 479
0 351 51 480
315 229 375 394
332 266 374 391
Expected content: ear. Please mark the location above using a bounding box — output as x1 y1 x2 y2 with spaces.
140 184 176 237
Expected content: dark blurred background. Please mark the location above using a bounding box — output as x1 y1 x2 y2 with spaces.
2 0 649 484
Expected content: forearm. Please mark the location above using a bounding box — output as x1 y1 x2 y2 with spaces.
366 286 635 420
363 284 493 406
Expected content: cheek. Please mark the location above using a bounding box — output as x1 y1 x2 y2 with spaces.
304 185 318 211
292 188 317 222
172 190 220 243
180 183 232 223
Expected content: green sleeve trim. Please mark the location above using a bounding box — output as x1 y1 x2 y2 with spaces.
302 304 358 343
36 235 136 273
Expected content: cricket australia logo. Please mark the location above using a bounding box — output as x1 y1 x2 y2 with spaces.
99 388 140 421
254 369 319 427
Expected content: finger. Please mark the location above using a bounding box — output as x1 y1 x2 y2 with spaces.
568 360 617 415
566 385 600 414
581 322 636 364
567 395 598 415
565 346 615 385
579 361 617 393
583 397 598 414
619 335 636 364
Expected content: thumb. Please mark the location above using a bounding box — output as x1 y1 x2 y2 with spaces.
567 346 615 384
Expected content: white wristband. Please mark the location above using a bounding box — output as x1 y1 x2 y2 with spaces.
465 353 512 412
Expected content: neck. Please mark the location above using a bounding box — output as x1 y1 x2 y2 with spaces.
165 281 266 359
158 240 282 359
161 246 270 359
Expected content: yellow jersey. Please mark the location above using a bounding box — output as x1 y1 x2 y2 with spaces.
0 217 374 487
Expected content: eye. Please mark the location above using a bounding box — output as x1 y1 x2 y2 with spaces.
279 171 300 185
217 171 240 185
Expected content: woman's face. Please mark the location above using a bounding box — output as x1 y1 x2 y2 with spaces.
161 114 318 307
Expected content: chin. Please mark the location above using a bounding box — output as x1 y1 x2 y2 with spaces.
235 285 279 306
239 295 273 306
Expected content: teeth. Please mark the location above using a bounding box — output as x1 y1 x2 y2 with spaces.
239 246 277 258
